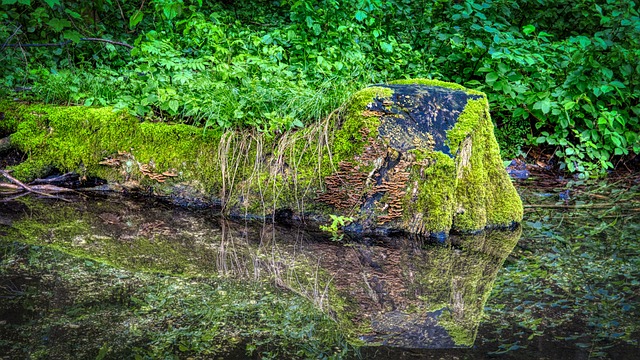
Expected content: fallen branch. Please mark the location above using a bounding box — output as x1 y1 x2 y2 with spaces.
3 37 133 50
0 170 72 202
524 203 625 209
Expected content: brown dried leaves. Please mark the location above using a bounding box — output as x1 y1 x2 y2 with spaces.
99 151 177 183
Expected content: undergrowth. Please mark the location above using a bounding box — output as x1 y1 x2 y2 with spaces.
1 0 639 176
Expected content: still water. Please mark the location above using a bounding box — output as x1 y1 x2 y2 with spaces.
1 181 639 359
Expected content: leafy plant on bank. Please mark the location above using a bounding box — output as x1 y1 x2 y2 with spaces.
1 0 639 176
319 214 354 242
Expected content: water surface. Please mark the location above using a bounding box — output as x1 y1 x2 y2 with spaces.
1 181 639 359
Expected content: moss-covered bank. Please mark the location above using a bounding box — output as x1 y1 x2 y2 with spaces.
0 79 522 236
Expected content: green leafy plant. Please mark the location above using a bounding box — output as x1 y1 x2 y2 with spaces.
319 215 354 242
1 0 639 176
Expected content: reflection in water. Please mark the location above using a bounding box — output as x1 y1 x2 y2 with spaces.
0 195 520 349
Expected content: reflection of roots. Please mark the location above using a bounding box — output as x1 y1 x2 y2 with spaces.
215 220 335 313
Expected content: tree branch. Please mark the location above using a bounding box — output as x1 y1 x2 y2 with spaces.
0 170 72 202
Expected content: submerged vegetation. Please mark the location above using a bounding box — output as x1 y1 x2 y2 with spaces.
0 0 639 176
0 197 360 359
0 243 356 359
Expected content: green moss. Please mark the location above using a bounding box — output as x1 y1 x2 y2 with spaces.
0 80 521 233
403 150 457 234
0 100 27 133
332 86 393 161
446 97 523 231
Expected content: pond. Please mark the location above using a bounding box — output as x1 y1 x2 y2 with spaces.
1 179 639 359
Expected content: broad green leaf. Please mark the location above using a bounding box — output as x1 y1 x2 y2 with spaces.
64 9 82 19
594 37 607 49
63 30 81 43
47 18 71 32
163 3 182 20
380 42 393 53
44 0 59 7
533 99 551 114
576 36 591 48
522 24 535 35
354 10 367 22
168 100 179 113
610 81 625 88
2 0 18 4
129 11 144 30
486 72 499 83
601 68 613 80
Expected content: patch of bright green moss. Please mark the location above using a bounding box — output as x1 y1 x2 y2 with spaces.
446 97 524 231
331 86 393 161
1 80 522 234
403 150 457 233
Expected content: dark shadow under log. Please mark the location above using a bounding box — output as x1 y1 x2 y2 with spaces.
0 137 11 153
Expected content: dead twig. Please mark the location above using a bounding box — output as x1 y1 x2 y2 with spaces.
0 170 72 202
2 37 133 50
523 203 627 209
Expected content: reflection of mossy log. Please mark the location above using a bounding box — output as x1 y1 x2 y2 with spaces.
2 195 520 349
0 79 522 237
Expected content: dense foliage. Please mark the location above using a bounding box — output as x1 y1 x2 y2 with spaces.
1 0 639 176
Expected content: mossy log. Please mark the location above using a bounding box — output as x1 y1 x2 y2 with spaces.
0 79 522 237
